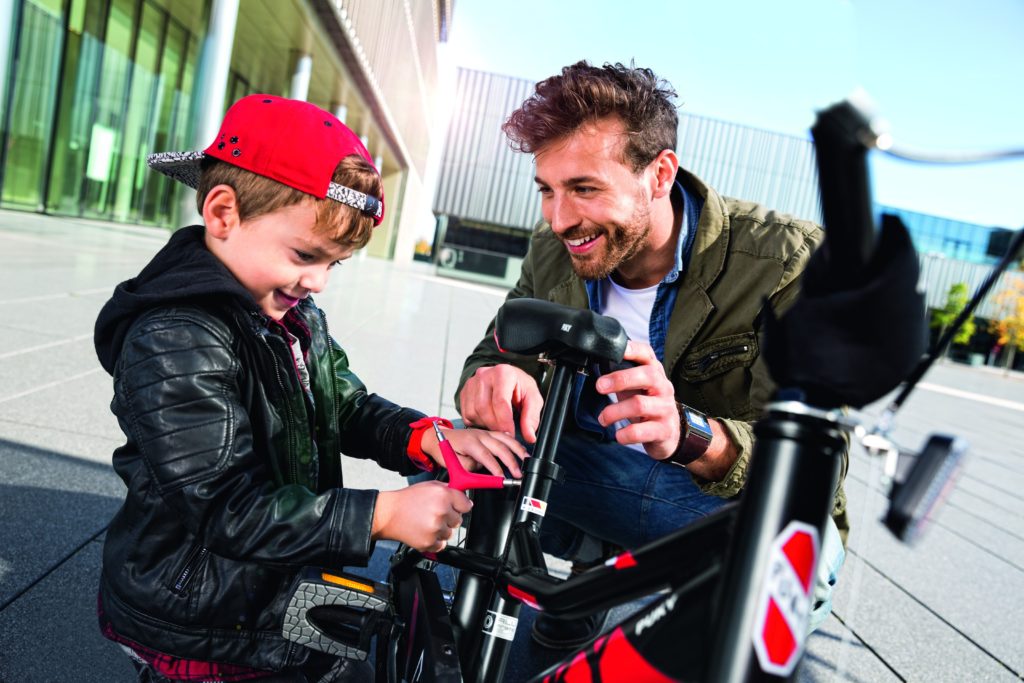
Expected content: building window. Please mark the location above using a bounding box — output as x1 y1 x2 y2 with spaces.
1 0 65 210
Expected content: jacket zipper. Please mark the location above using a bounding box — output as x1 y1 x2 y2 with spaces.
260 332 300 485
688 344 751 374
318 309 343 452
173 546 209 593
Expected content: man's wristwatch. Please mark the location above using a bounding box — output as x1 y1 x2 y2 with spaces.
665 403 713 467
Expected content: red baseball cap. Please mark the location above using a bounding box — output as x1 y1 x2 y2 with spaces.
148 94 384 225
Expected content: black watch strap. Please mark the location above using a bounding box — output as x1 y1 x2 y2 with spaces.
665 403 713 467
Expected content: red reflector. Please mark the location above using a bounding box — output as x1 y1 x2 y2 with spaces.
508 585 541 610
614 551 638 569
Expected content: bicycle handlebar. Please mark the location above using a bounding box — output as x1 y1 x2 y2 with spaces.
810 100 881 287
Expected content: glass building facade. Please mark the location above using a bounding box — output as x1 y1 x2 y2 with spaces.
1 0 204 225
880 205 1014 266
0 0 451 261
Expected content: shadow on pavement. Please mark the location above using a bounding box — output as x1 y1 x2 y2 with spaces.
0 439 129 681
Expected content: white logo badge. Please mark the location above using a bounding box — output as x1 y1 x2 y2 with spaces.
520 497 547 516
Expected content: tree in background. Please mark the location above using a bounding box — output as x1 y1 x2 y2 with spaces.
988 274 1024 372
930 282 976 356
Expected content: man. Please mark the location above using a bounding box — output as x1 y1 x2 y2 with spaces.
456 61 848 649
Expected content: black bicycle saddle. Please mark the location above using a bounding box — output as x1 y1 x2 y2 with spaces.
494 298 627 365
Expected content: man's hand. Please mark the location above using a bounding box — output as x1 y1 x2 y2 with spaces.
596 341 739 479
420 426 528 478
372 482 473 552
595 341 680 461
459 364 544 443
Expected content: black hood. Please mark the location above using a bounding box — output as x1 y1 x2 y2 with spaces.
94 225 259 374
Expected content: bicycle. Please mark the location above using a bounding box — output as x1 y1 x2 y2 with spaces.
280 100 1023 682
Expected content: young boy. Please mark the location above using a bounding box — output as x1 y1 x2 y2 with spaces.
93 94 526 681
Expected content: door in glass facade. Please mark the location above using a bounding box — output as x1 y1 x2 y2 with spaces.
45 0 111 217
78 0 136 218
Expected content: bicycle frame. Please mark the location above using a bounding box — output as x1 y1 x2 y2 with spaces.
385 340 844 683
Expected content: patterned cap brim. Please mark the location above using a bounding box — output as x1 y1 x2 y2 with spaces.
148 151 204 190
146 151 383 222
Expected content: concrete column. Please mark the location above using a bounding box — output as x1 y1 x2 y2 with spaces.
180 0 239 225
289 53 312 101
333 104 348 124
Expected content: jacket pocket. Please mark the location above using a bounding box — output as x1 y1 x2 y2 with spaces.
170 543 210 595
677 332 760 418
680 332 758 382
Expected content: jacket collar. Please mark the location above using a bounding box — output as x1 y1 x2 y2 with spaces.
661 169 730 374
676 168 729 291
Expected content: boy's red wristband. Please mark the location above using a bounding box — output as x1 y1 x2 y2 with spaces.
407 416 454 472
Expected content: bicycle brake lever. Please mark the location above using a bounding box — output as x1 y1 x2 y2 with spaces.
431 422 520 492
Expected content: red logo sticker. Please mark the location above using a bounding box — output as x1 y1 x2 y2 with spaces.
752 521 819 676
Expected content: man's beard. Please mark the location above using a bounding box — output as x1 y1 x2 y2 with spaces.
564 206 652 281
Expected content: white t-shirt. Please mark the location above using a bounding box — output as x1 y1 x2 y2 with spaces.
602 278 658 345
601 278 660 452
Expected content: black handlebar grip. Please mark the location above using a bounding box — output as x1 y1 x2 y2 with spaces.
811 100 879 288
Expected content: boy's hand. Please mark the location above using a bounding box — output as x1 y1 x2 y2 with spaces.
372 483 472 552
421 426 528 479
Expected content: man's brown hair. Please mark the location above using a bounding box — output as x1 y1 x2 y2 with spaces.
502 61 679 172
196 154 382 249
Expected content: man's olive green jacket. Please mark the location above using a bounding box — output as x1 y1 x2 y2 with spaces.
457 169 848 539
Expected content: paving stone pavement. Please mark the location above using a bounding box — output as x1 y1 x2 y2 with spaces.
0 210 1021 682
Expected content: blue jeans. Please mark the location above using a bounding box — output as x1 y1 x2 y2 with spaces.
537 427 727 558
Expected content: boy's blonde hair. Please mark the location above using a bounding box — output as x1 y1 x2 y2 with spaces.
196 153 382 249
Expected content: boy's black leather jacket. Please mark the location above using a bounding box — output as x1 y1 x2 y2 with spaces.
94 226 422 671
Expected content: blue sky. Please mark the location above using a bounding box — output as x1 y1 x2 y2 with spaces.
446 0 1024 229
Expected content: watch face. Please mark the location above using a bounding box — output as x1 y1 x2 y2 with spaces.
668 405 713 466
685 409 712 438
